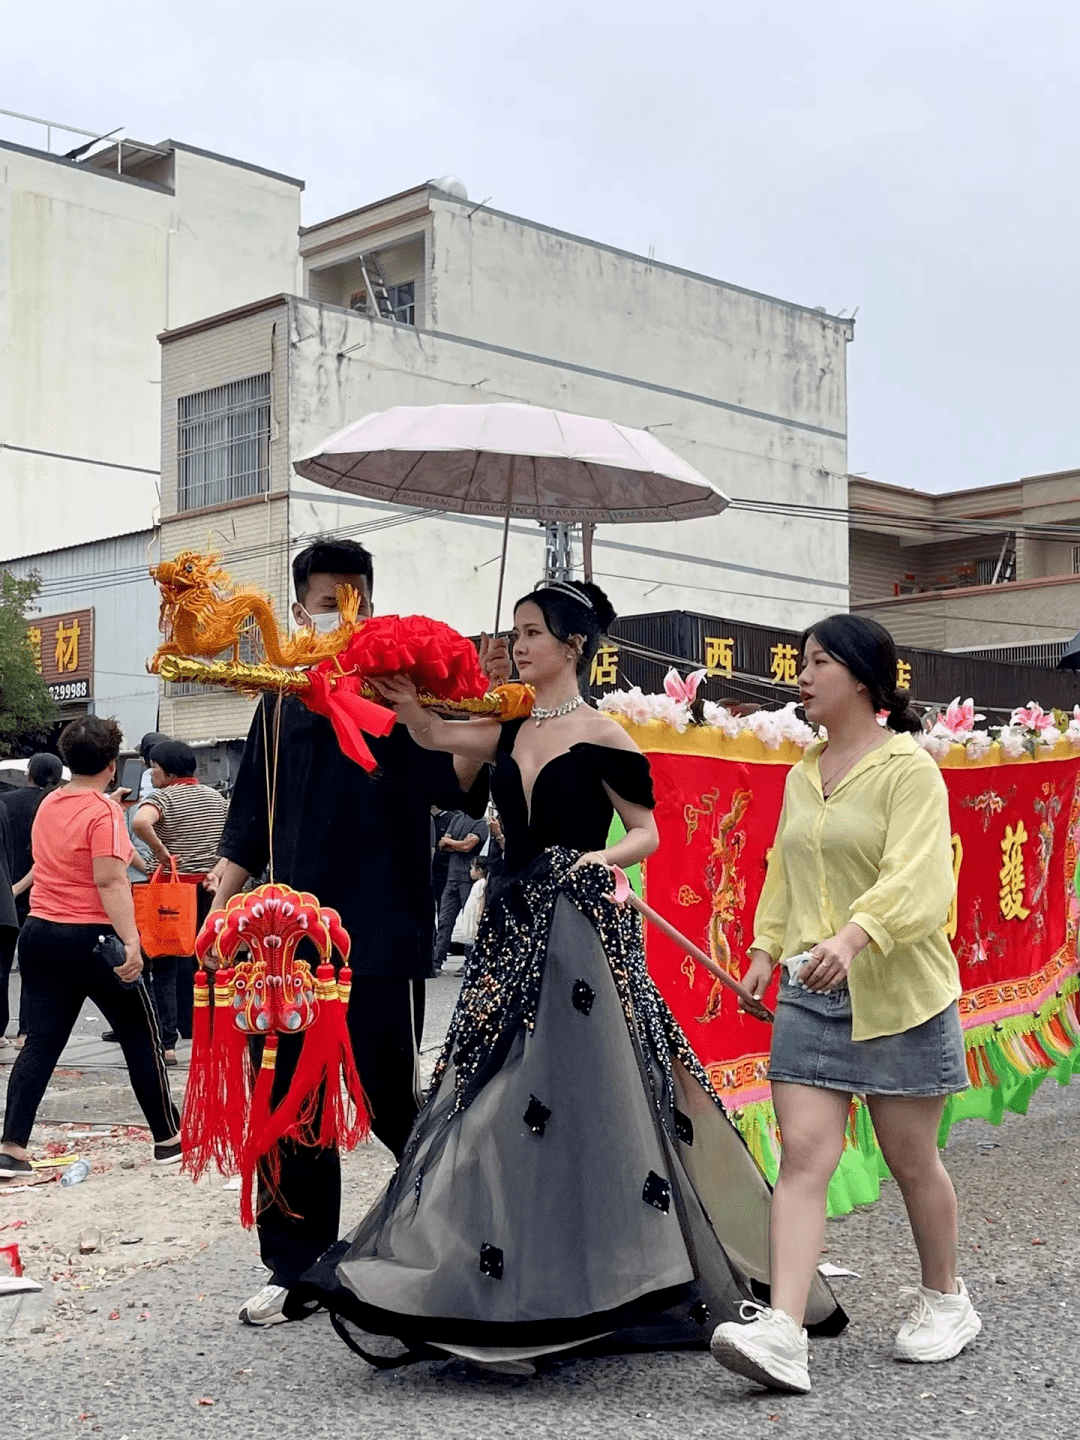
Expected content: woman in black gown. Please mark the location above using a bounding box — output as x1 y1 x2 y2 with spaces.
288 581 842 1368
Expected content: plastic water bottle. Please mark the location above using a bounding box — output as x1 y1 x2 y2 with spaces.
60 1159 91 1187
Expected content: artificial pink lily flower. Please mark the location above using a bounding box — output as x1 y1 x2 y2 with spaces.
663 667 708 703
1010 701 1054 731
941 697 984 735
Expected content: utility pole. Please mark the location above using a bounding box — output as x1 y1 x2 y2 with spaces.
543 522 575 581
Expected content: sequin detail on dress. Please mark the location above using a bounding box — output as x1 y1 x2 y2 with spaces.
642 1172 671 1213
571 980 596 1016
429 848 726 1143
674 1110 694 1145
524 1096 551 1137
479 1244 504 1279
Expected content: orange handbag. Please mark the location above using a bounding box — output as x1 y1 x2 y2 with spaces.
133 859 198 958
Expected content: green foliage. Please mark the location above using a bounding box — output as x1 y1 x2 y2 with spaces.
0 571 57 756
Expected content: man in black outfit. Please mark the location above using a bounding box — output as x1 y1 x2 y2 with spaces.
1 754 64 1046
209 538 503 1327
431 808 488 972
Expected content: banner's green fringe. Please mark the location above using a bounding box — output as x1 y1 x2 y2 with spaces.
728 977 1080 1217
616 822 1080 1215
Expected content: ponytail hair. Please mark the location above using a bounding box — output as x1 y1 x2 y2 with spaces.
27 752 64 793
799 614 923 734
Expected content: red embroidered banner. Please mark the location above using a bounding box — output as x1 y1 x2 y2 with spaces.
637 736 1080 1109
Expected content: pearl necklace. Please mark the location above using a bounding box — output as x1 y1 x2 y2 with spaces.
531 693 585 726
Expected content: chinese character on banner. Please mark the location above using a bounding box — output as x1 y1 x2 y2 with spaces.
769 643 799 685
943 834 964 940
704 636 735 678
27 625 43 675
998 821 1031 921
55 619 81 674
590 643 619 688
896 659 912 690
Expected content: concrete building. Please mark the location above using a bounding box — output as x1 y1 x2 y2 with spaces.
0 116 303 561
158 181 854 743
849 469 1080 661
0 530 160 745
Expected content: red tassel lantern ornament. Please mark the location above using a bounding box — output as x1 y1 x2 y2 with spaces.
181 884 369 1224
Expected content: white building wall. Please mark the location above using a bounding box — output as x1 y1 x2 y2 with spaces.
0 530 161 746
0 141 302 562
287 297 850 639
426 197 851 433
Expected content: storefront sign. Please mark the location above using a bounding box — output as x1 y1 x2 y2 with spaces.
27 609 94 702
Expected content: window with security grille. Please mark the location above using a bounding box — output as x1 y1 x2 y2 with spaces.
178 373 271 511
387 282 416 324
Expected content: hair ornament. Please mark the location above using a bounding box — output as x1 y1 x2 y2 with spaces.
534 580 595 611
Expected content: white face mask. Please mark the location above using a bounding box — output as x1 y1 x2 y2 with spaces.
299 607 341 635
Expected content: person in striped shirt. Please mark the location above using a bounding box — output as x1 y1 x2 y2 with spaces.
132 741 227 1064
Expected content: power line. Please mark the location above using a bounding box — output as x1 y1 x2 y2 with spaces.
18 484 1077 597
10 494 1078 637
20 508 436 599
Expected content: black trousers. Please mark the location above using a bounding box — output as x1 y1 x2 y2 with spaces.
3 918 181 1147
257 975 424 1288
432 877 472 970
145 887 212 1050
0 927 19 1037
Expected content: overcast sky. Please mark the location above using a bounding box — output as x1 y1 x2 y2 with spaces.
4 0 1077 494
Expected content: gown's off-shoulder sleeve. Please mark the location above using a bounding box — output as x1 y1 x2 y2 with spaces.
594 746 655 809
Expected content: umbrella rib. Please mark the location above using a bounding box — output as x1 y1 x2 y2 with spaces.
399 450 432 500
466 447 482 506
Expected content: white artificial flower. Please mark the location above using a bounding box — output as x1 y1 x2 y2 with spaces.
997 725 1027 759
915 732 952 762
772 702 817 748
964 730 993 761
624 688 655 726
701 702 742 736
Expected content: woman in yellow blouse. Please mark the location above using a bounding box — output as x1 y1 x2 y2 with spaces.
711 615 981 1395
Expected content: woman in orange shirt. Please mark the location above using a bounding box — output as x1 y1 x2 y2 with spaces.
0 717 181 1181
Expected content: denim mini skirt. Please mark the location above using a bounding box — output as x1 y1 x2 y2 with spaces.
767 975 968 1097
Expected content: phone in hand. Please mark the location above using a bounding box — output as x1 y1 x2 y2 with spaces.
94 933 139 990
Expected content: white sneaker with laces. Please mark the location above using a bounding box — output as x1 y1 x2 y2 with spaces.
239 1282 289 1327
710 1301 811 1393
894 1277 981 1362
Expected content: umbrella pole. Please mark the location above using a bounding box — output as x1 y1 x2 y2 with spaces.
493 453 517 634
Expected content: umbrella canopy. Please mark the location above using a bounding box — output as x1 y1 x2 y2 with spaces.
293 403 729 524
1057 630 1080 671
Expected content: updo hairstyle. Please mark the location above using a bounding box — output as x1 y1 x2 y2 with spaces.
514 580 617 678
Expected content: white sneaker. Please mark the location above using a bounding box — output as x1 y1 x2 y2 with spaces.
239 1283 289 1327
894 1277 982 1362
710 1301 811 1393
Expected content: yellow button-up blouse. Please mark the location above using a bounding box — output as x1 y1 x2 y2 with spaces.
750 731 961 1041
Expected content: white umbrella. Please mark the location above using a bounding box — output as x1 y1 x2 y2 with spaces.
294 402 729 628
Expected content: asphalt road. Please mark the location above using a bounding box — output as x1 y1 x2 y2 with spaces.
2 974 1078 1440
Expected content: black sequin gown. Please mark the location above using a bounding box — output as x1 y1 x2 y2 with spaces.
288 722 843 1363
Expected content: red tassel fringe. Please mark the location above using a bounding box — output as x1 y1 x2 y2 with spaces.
181 930 370 1229
241 1036 279 1229
247 964 370 1162
180 970 214 1180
